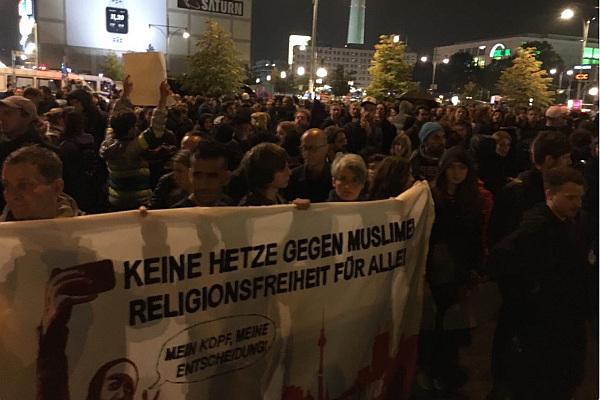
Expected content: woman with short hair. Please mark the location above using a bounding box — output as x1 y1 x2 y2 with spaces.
327 153 368 202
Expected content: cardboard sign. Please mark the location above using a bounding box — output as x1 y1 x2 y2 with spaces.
123 52 167 106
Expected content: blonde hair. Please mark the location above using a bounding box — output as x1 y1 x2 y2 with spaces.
251 112 270 131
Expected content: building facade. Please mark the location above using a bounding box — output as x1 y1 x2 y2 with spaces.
24 0 252 76
433 33 599 68
290 42 417 89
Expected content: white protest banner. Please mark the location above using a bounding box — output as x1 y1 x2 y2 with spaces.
0 182 434 400
123 52 167 106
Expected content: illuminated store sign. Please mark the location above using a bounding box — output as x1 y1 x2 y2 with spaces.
178 0 244 16
489 43 510 60
65 0 166 52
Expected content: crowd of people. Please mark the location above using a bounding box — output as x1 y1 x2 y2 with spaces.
0 77 598 400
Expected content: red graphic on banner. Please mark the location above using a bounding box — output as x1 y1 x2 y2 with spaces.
281 312 418 400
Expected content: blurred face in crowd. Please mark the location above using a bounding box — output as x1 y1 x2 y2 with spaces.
270 163 292 189
189 156 230 206
329 104 342 121
203 118 213 132
454 106 467 121
549 153 572 168
14 88 23 96
266 99 275 108
492 111 503 123
546 182 584 221
527 109 539 125
333 167 364 201
172 161 191 191
176 102 189 115
496 138 511 158
445 161 468 187
389 108 398 118
24 93 42 107
2 162 63 220
376 104 386 119
333 131 347 152
0 105 30 139
294 111 310 130
435 107 444 119
69 98 84 113
416 108 429 123
282 97 294 109
233 122 253 140
349 102 361 118
300 129 328 168
361 103 376 123
181 134 202 151
424 130 446 156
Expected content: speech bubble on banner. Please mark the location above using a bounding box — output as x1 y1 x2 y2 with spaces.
150 314 276 388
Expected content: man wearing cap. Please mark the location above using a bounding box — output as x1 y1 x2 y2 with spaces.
410 121 446 182
0 96 50 209
342 96 382 154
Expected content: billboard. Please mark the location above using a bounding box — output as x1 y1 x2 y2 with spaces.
65 0 167 52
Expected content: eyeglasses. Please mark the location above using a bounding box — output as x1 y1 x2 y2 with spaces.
299 144 327 152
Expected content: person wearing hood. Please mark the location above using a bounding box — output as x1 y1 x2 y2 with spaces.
417 145 484 395
410 121 446 182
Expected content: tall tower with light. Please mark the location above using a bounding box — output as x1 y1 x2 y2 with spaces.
347 0 366 45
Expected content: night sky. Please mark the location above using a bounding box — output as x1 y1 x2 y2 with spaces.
251 0 599 63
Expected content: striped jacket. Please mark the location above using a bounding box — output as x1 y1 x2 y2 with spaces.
99 99 167 210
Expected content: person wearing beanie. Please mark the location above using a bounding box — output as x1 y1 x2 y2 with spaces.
410 121 446 181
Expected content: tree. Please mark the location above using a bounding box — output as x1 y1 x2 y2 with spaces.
497 47 554 107
183 20 245 97
443 52 480 93
521 41 565 71
330 64 356 96
101 52 125 81
480 58 513 97
461 81 481 100
366 35 414 100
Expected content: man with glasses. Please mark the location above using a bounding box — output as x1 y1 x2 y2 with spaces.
284 128 332 203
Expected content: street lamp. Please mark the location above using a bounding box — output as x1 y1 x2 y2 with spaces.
266 75 271 81
420 56 428 63
297 66 305 76
148 22 190 71
280 71 287 79
589 87 599 96
550 68 557 75
308 0 320 97
561 8 575 19
560 6 596 99
316 67 327 78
